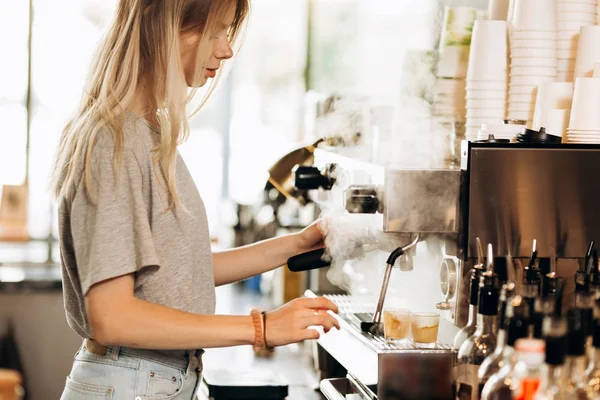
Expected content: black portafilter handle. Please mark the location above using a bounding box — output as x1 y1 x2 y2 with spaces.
294 165 334 190
287 248 332 272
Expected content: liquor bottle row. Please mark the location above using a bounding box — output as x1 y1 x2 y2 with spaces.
453 241 600 400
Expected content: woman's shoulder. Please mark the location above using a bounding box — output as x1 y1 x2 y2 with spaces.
94 113 157 165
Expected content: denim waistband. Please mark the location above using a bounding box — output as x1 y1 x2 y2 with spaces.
83 339 204 371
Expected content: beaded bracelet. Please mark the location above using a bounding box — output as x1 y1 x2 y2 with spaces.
261 311 274 352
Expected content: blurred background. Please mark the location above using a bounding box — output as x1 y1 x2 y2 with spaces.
0 0 487 398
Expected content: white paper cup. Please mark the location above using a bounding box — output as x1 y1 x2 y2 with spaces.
467 117 506 126
567 130 600 135
594 63 600 77
434 88 466 97
569 77 600 130
559 20 596 31
467 20 509 81
466 89 507 100
508 100 536 109
433 93 466 102
511 30 557 40
510 38 557 49
557 36 579 50
511 57 558 68
557 48 577 59
434 101 466 110
511 47 558 58
466 108 506 118
510 75 555 86
438 7 479 78
557 58 576 72
439 7 479 46
509 84 538 95
533 82 574 129
488 0 511 21
558 30 580 41
466 81 508 90
574 25 600 78
467 98 507 109
437 46 471 79
532 108 571 137
508 110 535 120
558 12 597 23
557 71 575 82
511 66 557 76
512 0 558 31
557 3 597 13
480 122 525 135
509 93 537 103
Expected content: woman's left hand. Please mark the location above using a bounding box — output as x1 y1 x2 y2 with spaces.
295 219 326 254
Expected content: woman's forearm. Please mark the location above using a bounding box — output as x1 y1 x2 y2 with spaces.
212 234 301 286
86 273 340 351
90 296 254 349
90 267 261 350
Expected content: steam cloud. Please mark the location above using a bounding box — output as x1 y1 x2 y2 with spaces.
313 6 460 314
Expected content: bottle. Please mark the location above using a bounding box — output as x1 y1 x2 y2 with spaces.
456 269 500 400
565 308 591 400
480 295 531 400
478 283 515 388
511 338 545 400
454 265 484 350
534 315 568 400
523 241 542 337
575 269 595 366
585 307 600 398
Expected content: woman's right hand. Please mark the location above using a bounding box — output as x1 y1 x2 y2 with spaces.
264 297 340 347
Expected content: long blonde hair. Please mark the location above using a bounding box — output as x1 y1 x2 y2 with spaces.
51 0 249 209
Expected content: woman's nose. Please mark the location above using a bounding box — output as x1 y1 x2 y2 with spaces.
215 40 234 60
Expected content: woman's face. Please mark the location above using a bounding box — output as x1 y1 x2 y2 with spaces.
180 11 235 88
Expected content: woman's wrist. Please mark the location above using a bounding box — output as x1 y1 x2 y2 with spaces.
243 315 256 346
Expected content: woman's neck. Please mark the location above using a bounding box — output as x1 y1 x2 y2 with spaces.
128 79 159 126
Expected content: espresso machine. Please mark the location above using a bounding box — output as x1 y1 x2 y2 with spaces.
287 141 600 400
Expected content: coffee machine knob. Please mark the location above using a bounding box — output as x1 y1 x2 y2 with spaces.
439 258 457 300
344 185 381 214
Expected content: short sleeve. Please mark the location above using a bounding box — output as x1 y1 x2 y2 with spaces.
70 145 159 295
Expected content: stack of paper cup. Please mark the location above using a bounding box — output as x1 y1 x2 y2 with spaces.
477 122 526 141
574 25 600 80
465 20 509 140
488 0 511 21
437 7 478 80
532 82 574 140
434 7 478 131
508 0 558 127
566 77 600 143
557 1 598 82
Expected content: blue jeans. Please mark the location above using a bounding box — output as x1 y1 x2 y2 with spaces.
61 342 203 399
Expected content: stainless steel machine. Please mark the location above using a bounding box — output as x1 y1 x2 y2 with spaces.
290 141 600 400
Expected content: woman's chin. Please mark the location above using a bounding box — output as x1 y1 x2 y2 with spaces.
187 76 208 89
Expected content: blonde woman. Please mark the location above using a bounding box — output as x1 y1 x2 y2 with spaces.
52 1 339 398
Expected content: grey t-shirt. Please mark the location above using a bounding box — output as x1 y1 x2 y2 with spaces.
58 112 216 342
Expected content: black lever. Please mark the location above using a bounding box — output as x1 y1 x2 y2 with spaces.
287 248 332 272
293 165 335 190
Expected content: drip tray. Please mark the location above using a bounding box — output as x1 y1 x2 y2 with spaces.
201 368 288 399
320 377 375 400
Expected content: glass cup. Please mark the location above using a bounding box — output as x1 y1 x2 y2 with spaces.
411 312 440 349
383 308 412 343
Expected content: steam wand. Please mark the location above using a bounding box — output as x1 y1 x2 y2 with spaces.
363 234 421 334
